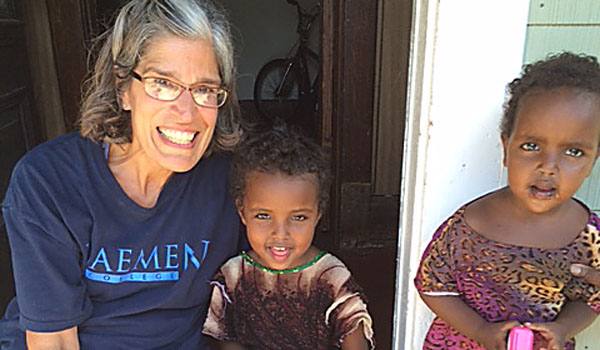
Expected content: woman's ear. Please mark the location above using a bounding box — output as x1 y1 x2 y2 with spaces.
120 91 131 111
114 65 131 111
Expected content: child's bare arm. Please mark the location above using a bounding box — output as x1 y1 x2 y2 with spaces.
341 325 369 350
217 341 248 350
207 337 248 350
526 300 597 350
420 293 520 350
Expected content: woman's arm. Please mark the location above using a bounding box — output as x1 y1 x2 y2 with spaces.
420 293 519 350
341 325 369 350
26 327 79 350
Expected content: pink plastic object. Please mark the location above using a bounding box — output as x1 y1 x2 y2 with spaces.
507 327 534 350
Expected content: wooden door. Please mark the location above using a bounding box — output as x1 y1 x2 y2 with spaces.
318 0 412 348
45 0 95 131
0 0 43 314
0 0 93 314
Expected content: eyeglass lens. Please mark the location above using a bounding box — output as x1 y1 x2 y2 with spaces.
143 77 226 107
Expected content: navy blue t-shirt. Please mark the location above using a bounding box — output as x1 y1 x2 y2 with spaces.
0 133 245 349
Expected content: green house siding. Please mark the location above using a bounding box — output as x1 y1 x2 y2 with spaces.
524 0 600 215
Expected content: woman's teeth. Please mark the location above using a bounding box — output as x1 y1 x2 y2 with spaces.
159 128 195 145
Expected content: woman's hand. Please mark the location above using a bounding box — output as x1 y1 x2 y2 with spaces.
570 263 600 287
26 327 79 350
474 320 521 350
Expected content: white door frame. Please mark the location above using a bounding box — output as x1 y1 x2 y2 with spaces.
393 1 531 349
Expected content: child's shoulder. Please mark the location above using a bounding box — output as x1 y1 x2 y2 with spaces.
317 253 359 279
589 210 600 228
317 252 350 272
216 254 245 280
461 189 506 233
574 198 599 224
429 191 500 233
313 252 366 294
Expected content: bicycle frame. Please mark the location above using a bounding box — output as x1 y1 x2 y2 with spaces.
285 1 320 96
253 1 321 124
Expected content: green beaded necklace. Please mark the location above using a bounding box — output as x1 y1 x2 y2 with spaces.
241 250 328 275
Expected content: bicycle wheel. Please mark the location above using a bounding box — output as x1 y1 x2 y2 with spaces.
254 58 304 121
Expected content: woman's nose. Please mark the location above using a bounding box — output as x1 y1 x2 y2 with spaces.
171 90 198 122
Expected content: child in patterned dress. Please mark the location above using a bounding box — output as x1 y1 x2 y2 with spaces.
202 126 374 350
415 52 600 350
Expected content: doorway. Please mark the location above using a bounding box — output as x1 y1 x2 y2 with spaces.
0 1 414 348
319 1 412 348
0 0 44 314
223 1 412 348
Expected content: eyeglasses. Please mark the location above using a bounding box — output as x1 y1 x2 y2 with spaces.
130 71 228 108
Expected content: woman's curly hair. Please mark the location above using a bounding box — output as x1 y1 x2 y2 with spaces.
230 126 331 212
79 0 242 154
501 52 600 137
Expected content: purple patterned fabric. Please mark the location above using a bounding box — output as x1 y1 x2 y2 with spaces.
415 205 600 350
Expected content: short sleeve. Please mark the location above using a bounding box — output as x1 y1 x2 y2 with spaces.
324 267 375 349
202 270 232 340
2 160 92 331
564 215 600 313
414 216 460 296
202 256 245 342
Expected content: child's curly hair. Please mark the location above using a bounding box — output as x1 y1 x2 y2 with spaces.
501 52 600 137
230 126 331 212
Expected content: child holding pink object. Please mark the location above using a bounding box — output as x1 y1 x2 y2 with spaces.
415 52 600 350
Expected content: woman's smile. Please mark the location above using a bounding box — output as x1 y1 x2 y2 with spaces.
157 127 198 146
121 36 221 174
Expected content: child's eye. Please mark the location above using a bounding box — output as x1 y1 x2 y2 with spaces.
291 215 307 222
565 148 583 157
519 142 539 151
254 213 270 220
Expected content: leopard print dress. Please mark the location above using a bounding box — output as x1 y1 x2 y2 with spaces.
414 204 600 350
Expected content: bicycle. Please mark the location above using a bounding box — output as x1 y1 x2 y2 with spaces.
253 0 320 126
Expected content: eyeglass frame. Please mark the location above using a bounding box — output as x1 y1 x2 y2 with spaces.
128 70 228 109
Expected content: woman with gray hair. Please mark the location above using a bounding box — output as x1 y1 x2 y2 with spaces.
0 1 246 349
